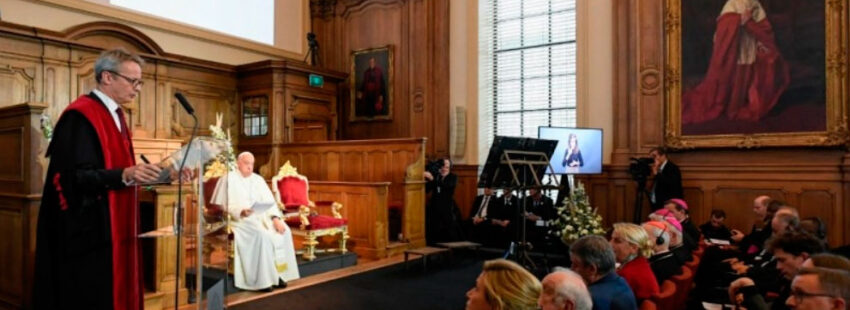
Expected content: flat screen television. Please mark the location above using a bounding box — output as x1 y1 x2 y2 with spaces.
538 127 603 175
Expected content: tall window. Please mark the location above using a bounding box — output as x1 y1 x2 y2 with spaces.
479 0 577 165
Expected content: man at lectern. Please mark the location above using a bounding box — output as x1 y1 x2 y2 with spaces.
213 151 300 291
33 48 173 310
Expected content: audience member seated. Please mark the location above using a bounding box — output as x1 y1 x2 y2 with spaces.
802 253 850 270
498 189 520 241
468 188 499 245
728 231 826 310
642 221 683 285
799 217 827 243
538 268 593 310
784 267 850 310
569 235 637 310
700 209 732 241
211 152 299 291
659 216 690 264
610 223 660 301
465 259 541 310
664 199 699 250
523 187 556 248
730 196 776 255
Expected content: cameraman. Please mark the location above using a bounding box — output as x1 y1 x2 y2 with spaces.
423 158 464 244
649 147 683 210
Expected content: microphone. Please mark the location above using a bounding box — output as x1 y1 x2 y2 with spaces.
174 92 195 115
172 91 198 308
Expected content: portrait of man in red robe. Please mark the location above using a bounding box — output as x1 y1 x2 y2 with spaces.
352 48 392 120
680 0 826 135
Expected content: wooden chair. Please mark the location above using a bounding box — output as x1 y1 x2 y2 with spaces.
272 161 349 260
651 280 678 310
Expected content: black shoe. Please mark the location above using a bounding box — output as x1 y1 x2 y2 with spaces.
274 279 288 289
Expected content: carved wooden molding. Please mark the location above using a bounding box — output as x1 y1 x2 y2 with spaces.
639 66 661 95
62 21 165 56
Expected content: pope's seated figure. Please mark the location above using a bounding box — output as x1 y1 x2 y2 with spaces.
210 151 300 291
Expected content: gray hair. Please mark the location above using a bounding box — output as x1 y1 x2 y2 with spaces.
551 267 593 310
570 235 616 275
94 48 145 83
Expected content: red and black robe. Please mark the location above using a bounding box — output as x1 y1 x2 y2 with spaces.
33 93 142 310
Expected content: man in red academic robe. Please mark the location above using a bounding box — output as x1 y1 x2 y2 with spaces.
356 57 386 117
683 0 790 124
33 48 166 310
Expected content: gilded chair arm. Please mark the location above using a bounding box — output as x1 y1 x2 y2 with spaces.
331 202 343 219
299 205 311 230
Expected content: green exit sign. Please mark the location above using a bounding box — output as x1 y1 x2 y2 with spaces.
308 74 324 87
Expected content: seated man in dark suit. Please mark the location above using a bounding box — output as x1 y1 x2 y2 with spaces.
522 187 555 248
569 235 637 310
468 187 500 246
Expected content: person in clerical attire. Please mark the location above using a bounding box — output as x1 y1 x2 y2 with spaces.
682 0 789 124
356 57 387 117
33 48 181 310
212 151 300 291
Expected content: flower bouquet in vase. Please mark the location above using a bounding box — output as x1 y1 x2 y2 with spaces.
547 181 605 244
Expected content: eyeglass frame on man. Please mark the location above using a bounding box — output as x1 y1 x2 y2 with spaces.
107 70 144 87
789 288 838 304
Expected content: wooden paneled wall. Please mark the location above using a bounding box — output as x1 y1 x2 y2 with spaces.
310 0 451 158
271 138 427 248
453 164 481 221
309 181 391 259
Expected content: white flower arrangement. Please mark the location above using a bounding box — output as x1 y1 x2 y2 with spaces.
203 113 236 180
547 181 606 244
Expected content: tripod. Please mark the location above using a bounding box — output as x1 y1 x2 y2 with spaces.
497 150 558 271
632 176 650 223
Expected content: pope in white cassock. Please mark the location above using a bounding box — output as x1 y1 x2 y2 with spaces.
211 151 300 290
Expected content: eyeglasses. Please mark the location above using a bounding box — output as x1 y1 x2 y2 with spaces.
107 70 144 87
789 289 837 304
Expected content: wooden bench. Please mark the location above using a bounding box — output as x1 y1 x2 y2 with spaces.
436 241 482 261
404 247 450 271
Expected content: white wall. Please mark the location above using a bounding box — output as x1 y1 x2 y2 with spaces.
0 0 308 65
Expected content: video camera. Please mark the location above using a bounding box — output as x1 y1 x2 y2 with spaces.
426 158 445 177
628 157 654 182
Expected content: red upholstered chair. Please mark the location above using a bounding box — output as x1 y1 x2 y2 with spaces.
650 280 678 310
639 300 657 310
671 265 694 309
199 167 234 270
272 161 349 260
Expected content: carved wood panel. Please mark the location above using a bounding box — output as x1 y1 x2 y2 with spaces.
311 0 450 158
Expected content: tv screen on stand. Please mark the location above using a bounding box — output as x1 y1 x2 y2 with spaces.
538 127 603 175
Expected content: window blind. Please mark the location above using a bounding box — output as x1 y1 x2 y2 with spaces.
479 0 577 198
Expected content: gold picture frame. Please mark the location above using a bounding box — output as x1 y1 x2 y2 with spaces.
664 0 848 149
350 46 393 121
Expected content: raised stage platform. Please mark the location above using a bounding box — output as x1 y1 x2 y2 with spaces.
186 252 357 298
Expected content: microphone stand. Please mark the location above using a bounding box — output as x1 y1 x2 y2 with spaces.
175 114 198 309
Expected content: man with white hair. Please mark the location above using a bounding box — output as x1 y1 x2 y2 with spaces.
539 268 593 310
212 151 300 291
643 221 683 284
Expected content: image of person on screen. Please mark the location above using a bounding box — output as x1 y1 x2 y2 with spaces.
561 133 584 169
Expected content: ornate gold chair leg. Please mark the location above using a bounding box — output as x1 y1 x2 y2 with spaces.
304 232 318 261
339 227 349 254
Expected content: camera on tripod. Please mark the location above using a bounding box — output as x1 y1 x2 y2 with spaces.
628 157 654 182
426 158 445 177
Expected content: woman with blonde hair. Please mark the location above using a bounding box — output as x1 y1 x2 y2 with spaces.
465 259 542 310
610 223 659 301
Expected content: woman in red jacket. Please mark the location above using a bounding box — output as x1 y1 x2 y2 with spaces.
610 223 660 301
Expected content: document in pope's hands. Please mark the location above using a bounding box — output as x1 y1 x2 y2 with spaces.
252 201 275 214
